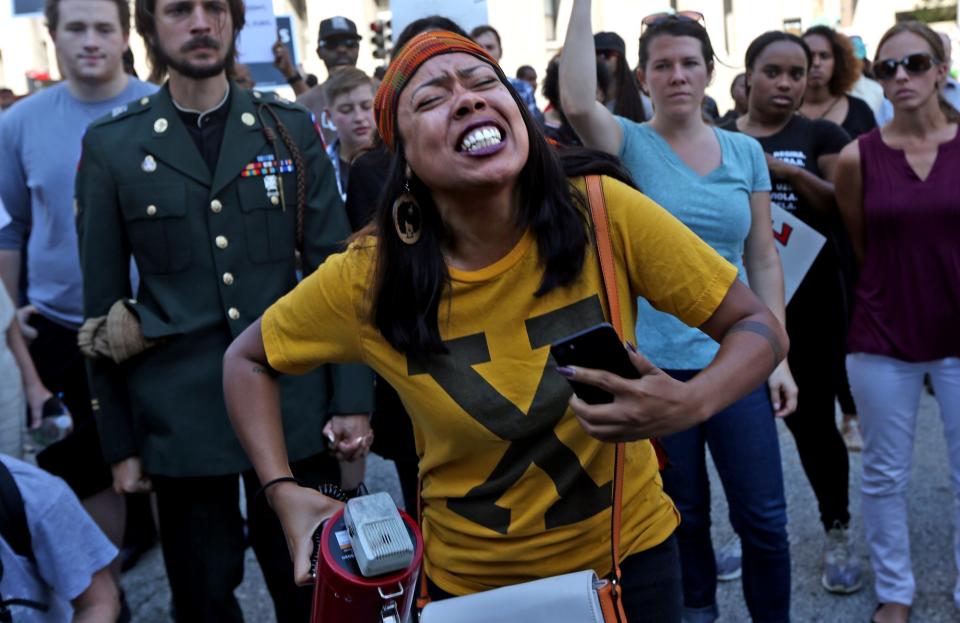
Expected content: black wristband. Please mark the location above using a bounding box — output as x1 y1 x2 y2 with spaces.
287 74 303 85
255 476 302 503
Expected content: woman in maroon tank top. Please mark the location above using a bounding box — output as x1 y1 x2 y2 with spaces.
835 21 960 623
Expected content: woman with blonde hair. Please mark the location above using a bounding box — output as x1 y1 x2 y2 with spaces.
835 20 960 623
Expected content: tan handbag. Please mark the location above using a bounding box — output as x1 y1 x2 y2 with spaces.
417 176 632 623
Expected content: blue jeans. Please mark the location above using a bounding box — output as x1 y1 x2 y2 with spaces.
660 371 790 623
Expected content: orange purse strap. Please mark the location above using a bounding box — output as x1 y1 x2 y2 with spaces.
585 175 625 587
417 478 430 609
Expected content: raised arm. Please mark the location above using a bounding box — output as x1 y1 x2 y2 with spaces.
834 141 865 264
559 0 624 155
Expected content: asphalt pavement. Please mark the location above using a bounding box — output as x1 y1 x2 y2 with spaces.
122 390 957 622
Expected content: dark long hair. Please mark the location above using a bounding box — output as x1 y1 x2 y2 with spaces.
610 58 647 122
542 54 612 146
802 25 861 95
372 68 635 356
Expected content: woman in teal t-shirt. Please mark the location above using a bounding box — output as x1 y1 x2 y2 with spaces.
560 2 796 621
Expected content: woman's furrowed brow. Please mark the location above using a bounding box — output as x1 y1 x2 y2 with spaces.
409 65 494 101
456 65 490 78
410 74 453 103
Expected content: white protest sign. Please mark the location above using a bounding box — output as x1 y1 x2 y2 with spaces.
390 0 489 43
770 203 826 304
237 0 277 64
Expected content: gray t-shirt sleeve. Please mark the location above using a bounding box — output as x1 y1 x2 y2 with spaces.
0 114 30 250
29 475 118 601
616 115 645 189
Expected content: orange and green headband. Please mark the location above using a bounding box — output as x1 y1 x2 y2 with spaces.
374 30 498 151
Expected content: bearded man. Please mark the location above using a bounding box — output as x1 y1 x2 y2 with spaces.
73 0 373 619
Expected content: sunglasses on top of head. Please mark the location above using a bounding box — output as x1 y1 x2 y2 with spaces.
873 53 937 80
641 10 705 33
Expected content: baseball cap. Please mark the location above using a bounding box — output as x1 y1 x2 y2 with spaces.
319 16 361 43
594 32 626 56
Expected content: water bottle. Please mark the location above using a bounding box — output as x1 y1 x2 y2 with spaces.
29 394 73 449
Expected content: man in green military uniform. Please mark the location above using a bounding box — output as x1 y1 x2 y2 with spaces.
74 0 373 620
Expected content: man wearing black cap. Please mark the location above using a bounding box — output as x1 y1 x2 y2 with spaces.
297 16 363 146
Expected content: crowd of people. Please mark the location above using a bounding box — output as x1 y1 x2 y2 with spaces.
0 1 957 623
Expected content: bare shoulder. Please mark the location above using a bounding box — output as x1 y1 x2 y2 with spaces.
837 139 862 169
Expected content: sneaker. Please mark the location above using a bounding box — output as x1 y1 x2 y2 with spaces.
822 522 862 594
715 535 742 581
841 418 863 452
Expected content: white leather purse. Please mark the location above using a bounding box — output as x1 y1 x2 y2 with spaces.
419 570 611 623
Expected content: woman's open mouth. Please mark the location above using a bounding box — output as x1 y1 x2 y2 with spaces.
455 122 506 155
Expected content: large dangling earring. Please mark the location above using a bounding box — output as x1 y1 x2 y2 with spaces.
392 180 422 245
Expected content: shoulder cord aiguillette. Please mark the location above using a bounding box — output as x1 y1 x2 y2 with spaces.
257 104 307 253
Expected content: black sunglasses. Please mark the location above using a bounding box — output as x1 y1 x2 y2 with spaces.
873 53 937 81
641 10 705 34
319 38 360 50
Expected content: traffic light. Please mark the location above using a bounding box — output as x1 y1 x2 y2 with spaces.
370 19 392 60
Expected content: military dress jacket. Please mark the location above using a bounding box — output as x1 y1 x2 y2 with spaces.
76 83 373 477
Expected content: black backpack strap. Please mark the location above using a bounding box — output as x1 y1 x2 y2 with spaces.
0 460 34 564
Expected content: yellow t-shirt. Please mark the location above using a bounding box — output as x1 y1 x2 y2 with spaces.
262 176 737 595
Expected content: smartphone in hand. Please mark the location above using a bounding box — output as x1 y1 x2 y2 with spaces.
550 323 640 405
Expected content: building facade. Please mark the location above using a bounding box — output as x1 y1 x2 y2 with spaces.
0 0 956 112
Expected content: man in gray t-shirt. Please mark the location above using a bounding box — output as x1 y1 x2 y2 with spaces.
0 0 156 567
0 455 119 623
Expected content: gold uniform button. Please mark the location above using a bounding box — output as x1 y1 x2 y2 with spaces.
241 112 256 126
222 272 235 286
146 204 158 216
215 235 228 249
270 195 280 206
140 97 149 105
154 118 168 133
228 307 240 320
210 199 223 213
253 91 262 99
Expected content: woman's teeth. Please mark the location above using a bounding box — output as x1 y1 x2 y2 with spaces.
460 127 503 152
